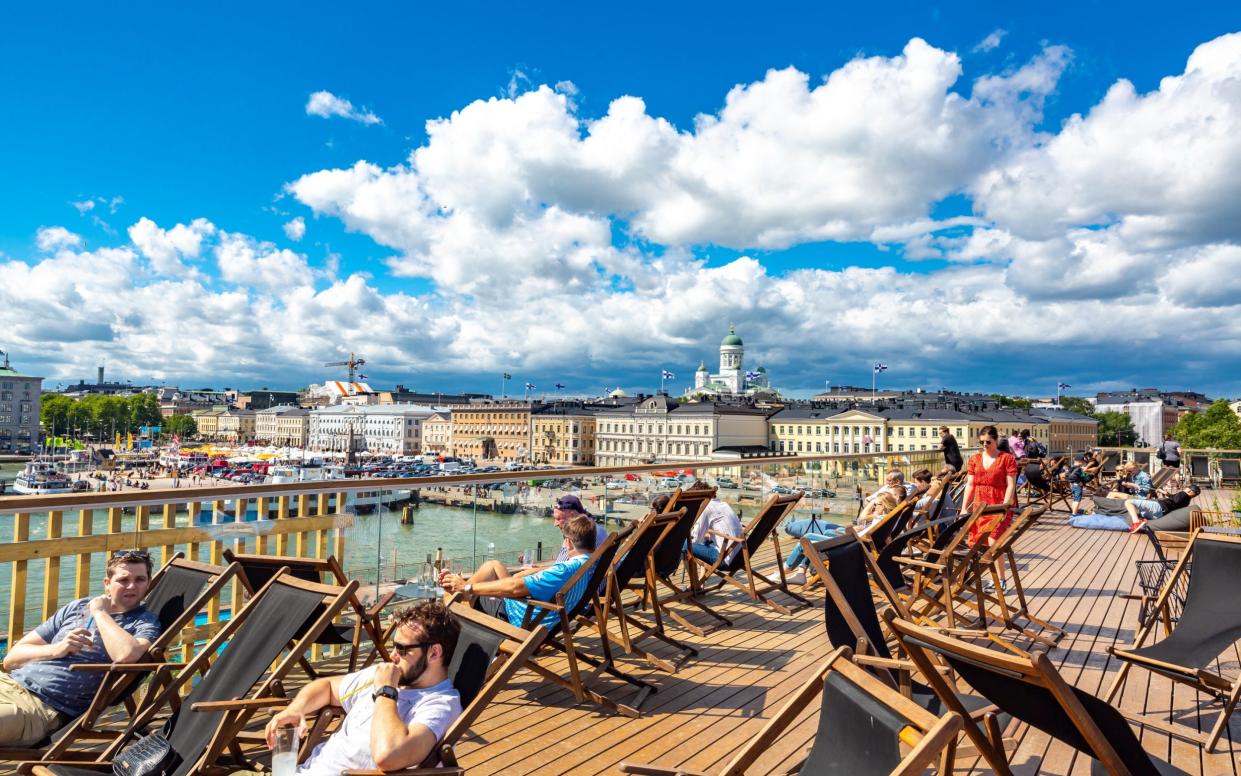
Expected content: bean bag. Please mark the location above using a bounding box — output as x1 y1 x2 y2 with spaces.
1146 506 1193 532
1068 513 1131 531
1091 497 1130 516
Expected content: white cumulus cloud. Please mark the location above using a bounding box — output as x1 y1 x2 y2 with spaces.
36 226 84 252
283 216 306 241
128 217 216 276
305 90 383 125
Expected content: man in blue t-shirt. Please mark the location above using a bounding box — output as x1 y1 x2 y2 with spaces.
1 551 162 745
440 515 599 631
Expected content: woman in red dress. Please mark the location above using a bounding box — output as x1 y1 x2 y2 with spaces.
963 425 1018 587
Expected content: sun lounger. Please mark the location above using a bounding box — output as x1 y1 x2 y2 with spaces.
1105 530 1241 752
618 646 962 776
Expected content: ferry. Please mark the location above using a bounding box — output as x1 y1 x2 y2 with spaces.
12 460 75 495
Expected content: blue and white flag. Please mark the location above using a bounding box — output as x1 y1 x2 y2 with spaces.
661 369 675 380
1057 382 1071 389
554 382 566 390
745 370 760 380
524 382 536 390
873 362 888 374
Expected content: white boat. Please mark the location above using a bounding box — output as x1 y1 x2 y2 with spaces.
12 461 75 495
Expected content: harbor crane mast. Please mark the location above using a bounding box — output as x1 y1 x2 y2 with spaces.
324 352 367 382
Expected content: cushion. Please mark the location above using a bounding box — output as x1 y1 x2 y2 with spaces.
1069 514 1131 531
1146 506 1192 532
1091 497 1130 516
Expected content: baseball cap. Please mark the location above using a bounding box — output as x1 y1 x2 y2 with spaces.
554 494 587 512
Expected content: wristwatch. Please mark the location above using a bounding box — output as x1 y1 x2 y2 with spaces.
464 583 474 596
373 685 399 703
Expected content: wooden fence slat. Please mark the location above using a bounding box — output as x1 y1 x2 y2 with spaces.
276 496 290 555
75 509 93 598
42 511 63 620
8 513 30 645
160 503 177 569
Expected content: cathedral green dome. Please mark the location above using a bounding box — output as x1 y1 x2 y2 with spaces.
720 324 743 347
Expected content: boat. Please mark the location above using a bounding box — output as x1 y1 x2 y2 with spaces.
12 460 75 495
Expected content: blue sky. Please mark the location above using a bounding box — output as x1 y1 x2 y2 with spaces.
3 3 1241 398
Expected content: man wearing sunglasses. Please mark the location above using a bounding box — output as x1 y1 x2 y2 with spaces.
0 550 161 746
245 601 462 775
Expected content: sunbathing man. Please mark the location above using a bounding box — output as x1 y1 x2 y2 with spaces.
440 515 598 632
0 551 162 746
1124 484 1200 533
240 601 462 775
1107 462 1152 499
855 469 906 534
550 494 608 563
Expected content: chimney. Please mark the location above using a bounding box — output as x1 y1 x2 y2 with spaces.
98 365 105 384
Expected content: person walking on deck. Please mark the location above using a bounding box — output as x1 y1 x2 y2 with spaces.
963 426 1017 592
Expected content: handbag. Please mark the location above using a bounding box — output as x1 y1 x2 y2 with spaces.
113 728 179 776
1156 447 1167 461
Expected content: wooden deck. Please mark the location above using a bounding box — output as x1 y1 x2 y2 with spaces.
433 511 1240 775
3 509 1239 774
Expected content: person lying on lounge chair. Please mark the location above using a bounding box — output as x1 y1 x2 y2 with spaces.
1125 484 1200 533
439 515 597 631
0 551 161 747
233 601 462 776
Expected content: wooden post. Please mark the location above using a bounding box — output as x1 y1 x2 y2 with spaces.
255 497 269 555
208 500 224 623
160 503 177 569
75 509 94 598
187 502 202 561
296 494 310 558
43 511 63 621
8 513 30 645
276 495 290 556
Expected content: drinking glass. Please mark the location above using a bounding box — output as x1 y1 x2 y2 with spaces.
271 725 299 776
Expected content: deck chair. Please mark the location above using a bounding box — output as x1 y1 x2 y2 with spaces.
888 614 1190 776
1104 530 1241 752
506 529 656 717
865 510 972 615
1186 454 1212 488
804 534 1014 757
27 571 358 776
618 645 962 776
892 504 993 630
634 487 733 636
857 496 918 558
222 549 392 673
1148 464 1178 496
0 554 239 762
1218 457 1241 487
295 602 548 775
691 492 810 615
601 507 697 673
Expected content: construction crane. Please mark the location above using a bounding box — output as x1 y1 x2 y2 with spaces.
324 353 367 382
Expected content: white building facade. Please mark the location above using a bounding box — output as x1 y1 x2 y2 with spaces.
254 405 309 447
594 395 769 467
308 404 437 454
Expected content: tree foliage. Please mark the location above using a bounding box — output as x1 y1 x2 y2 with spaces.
1096 411 1137 446
1059 396 1095 417
40 392 166 439
164 414 198 438
1171 400 1241 449
990 393 1032 409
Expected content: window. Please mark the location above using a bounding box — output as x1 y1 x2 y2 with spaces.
815 442 822 452
920 427 927 437
898 444 904 451
898 427 904 437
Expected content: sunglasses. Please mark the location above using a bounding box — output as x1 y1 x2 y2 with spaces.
391 640 429 656
979 438 996 445
112 550 151 562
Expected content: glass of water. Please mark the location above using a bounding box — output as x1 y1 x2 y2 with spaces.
271 725 299 776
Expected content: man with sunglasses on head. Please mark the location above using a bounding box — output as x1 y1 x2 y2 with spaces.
238 601 462 775
0 550 161 746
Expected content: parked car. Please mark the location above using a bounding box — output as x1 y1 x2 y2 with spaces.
771 484 796 495
806 487 837 498
605 480 626 490
715 477 737 489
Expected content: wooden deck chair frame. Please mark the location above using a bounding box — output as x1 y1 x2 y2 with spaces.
891 503 993 631
887 613 1183 776
1104 529 1241 753
292 602 547 776
964 504 1063 650
1147 464 1178 497
222 549 393 673
511 530 655 717
691 492 810 616
0 554 240 763
1217 457 1241 488
633 487 733 636
618 646 962 776
855 495 919 562
602 507 697 673
1027 456 1072 512
1186 454 1213 489
27 570 359 776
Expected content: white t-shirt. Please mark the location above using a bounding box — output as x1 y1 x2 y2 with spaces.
691 499 744 562
299 666 462 776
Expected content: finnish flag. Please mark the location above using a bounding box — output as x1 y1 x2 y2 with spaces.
661 370 675 380
1057 382 1071 389
524 382 536 390
873 362 888 373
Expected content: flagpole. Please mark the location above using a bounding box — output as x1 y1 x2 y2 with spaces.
1056 382 1061 407
872 366 876 405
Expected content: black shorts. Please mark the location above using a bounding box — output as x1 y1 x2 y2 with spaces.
473 595 508 621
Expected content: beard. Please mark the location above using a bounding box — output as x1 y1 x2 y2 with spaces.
399 651 429 686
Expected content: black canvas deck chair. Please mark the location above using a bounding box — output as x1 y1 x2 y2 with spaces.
857 496 918 560
892 504 992 630
691 492 810 615
865 510 972 617
223 549 392 673
1104 530 1241 753
295 602 548 776
1148 464 1178 496
509 529 656 717
888 614 1190 776
1218 457 1241 487
0 554 239 762
1187 454 1212 488
601 507 697 673
28 570 357 776
634 486 733 636
618 646 962 776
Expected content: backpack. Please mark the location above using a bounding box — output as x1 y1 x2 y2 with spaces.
1025 441 1046 459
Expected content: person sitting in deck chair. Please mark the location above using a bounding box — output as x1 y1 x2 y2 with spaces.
0 550 161 746
550 494 608 564
234 601 462 776
854 469 906 535
440 515 597 631
1124 483 1200 533
1108 462 1152 499
688 486 745 566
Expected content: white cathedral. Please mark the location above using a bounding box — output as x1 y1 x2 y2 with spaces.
688 324 776 398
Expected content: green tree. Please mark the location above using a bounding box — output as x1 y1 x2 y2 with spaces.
127 393 162 431
1170 400 1241 449
990 393 1032 409
1096 411 1137 446
1059 397 1095 417
40 394 76 434
164 414 198 439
